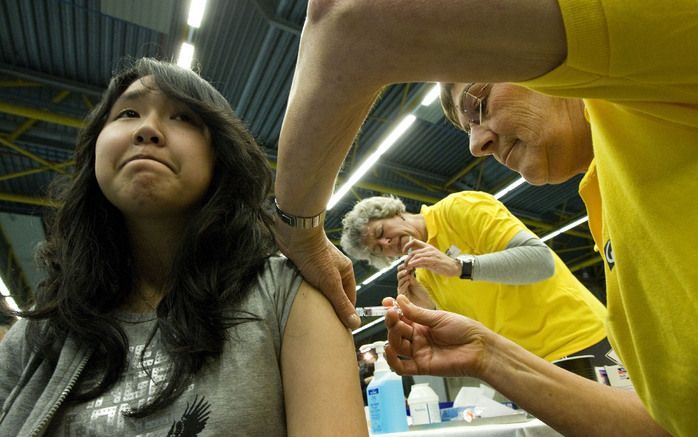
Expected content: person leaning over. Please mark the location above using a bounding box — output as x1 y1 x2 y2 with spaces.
0 58 367 437
341 192 610 365
272 0 697 435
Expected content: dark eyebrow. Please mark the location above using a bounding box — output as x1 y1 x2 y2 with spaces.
114 87 153 105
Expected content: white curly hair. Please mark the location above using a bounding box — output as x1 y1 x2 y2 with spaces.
340 195 406 268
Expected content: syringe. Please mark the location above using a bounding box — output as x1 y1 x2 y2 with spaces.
356 303 402 317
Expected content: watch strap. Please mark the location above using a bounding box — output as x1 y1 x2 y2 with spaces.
457 255 474 280
274 198 325 229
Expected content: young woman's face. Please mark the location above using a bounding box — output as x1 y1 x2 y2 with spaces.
95 76 215 219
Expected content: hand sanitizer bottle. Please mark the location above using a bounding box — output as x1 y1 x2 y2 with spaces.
366 341 409 434
408 383 441 425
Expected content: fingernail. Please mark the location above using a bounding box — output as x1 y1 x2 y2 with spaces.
349 314 361 329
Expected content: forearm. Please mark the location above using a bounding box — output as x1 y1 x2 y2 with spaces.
472 232 554 284
480 335 669 437
275 0 566 213
274 2 383 214
302 1 565 85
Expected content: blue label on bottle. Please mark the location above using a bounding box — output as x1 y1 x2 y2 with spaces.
368 388 379 396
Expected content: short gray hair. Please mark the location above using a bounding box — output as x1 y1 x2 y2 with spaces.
341 196 406 268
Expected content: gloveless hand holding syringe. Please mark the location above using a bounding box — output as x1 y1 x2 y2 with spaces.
356 238 413 318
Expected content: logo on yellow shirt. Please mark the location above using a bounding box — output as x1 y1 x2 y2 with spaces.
604 240 615 271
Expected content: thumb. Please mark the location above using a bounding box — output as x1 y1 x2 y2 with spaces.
334 294 361 330
395 294 438 326
328 269 360 329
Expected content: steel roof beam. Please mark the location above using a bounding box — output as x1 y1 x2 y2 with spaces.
0 101 84 129
0 65 103 97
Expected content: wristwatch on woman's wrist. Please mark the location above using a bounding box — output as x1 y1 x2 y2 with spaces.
457 256 474 280
274 198 325 229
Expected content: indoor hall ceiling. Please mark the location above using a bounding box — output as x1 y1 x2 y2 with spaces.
0 0 604 324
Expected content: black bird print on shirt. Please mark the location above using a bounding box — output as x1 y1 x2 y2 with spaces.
167 395 211 436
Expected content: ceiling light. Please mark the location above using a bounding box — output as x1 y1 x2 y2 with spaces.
177 42 195 69
1 276 20 313
493 177 526 200
3 296 19 312
187 0 207 28
328 114 416 209
420 84 440 106
352 316 386 335
0 276 10 297
360 256 406 286
541 215 589 242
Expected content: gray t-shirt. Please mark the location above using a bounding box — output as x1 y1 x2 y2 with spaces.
46 256 302 436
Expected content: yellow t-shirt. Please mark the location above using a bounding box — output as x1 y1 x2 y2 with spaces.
521 0 698 434
416 192 607 361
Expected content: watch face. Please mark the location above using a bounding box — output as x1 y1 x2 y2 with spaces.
460 258 473 279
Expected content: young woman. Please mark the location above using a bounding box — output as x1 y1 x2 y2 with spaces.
0 58 368 437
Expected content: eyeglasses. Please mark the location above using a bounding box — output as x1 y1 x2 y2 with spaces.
459 83 492 133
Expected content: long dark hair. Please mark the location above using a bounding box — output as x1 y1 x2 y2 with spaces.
22 58 276 416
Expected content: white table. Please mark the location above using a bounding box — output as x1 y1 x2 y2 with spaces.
371 418 562 437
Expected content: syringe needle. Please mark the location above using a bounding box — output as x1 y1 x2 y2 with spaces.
356 303 402 318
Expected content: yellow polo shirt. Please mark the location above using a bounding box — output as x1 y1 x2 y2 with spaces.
521 0 698 434
416 192 607 361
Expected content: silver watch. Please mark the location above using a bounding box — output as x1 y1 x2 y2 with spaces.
274 198 325 229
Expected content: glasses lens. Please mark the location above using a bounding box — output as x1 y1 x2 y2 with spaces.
460 84 490 133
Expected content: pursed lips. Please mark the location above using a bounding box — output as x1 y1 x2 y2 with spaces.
122 154 174 172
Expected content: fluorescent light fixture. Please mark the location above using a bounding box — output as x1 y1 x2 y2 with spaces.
352 316 386 335
177 42 195 69
1 275 20 313
493 177 526 200
360 256 406 286
541 215 589 242
4 296 19 312
187 0 207 28
328 114 416 209
0 275 9 297
420 84 440 106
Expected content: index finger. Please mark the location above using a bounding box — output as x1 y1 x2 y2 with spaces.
384 345 415 375
403 238 428 253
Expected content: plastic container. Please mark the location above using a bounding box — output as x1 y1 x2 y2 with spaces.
553 355 596 381
408 383 441 425
365 341 409 434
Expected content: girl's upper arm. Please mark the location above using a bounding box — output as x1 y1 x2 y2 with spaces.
281 280 369 437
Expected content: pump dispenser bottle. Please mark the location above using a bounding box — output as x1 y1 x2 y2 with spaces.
365 340 409 434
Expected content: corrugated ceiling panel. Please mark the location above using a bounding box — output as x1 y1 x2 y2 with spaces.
101 0 176 34
1 0 171 86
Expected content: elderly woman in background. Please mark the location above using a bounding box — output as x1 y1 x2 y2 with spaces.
341 191 611 365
